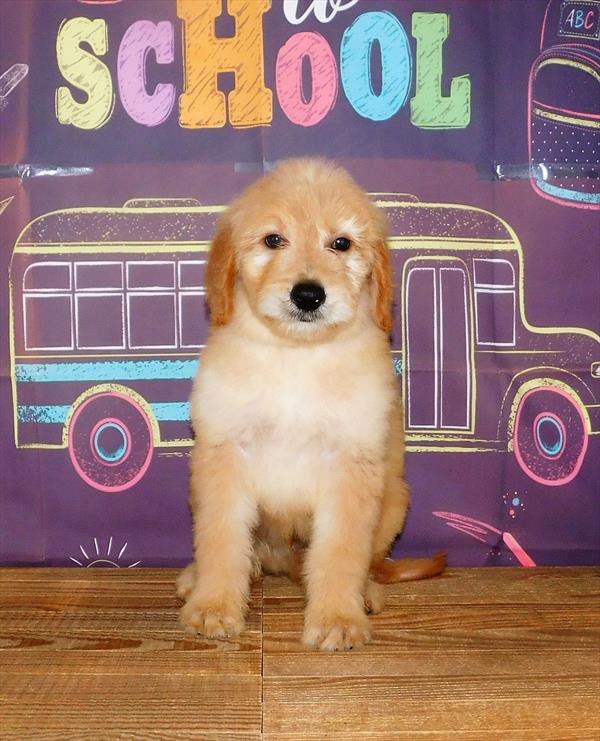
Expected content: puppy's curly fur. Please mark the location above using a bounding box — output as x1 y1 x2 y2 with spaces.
178 159 444 650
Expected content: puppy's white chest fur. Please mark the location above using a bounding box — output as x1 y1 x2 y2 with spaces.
191 329 395 512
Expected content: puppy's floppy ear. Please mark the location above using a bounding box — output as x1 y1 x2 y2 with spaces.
205 216 236 326
371 230 394 334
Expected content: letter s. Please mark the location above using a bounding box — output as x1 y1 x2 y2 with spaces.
56 17 114 129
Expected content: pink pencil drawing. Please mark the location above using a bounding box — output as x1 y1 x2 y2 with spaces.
432 511 536 567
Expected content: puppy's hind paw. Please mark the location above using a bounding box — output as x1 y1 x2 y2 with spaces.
364 580 385 614
175 562 197 602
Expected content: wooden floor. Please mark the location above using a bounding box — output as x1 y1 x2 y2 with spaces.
1 567 598 739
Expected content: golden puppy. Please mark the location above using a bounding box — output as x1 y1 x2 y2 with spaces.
177 158 444 651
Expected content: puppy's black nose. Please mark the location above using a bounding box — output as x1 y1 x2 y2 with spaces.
290 281 326 312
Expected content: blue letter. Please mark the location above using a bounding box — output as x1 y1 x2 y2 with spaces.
341 11 412 122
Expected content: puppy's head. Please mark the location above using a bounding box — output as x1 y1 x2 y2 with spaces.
205 158 393 340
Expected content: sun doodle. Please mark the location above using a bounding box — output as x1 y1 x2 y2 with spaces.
69 537 141 568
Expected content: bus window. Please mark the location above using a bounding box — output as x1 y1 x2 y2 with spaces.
75 262 123 291
178 260 206 348
473 258 516 347
128 293 177 349
23 262 73 350
178 260 206 290
24 295 73 351
74 262 125 350
473 258 514 288
76 293 125 349
127 261 175 290
179 293 204 347
24 262 71 291
126 261 177 349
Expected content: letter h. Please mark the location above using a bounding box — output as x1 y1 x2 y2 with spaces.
178 0 272 128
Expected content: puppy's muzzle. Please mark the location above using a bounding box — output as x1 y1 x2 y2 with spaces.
290 281 326 313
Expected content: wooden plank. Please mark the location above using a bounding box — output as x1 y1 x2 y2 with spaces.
1 648 260 675
263 567 600 607
264 733 600 740
262 567 600 737
265 626 600 654
0 569 263 740
2 566 599 739
0 605 261 637
0 568 180 581
264 631 600 677
264 673 600 702
2 673 261 739
263 601 600 634
0 569 262 610
262 676 600 736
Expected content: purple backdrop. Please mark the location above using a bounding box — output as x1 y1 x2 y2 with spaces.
0 0 598 569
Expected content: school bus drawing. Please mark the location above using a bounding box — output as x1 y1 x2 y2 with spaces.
9 198 216 493
9 196 600 491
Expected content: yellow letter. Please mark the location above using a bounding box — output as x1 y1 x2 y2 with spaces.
178 0 272 128
56 17 114 130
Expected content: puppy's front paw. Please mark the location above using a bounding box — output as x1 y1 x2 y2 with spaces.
302 612 371 651
180 595 245 639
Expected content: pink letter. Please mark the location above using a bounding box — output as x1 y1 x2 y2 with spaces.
584 10 595 29
118 20 175 126
276 32 337 126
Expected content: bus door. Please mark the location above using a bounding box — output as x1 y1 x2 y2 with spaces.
403 258 473 432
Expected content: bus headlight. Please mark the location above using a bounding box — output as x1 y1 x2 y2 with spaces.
592 362 600 379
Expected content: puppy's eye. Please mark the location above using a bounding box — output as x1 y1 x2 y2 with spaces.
264 234 284 249
332 237 351 252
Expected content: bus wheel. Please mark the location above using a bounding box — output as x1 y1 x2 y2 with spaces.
513 386 588 486
68 391 154 492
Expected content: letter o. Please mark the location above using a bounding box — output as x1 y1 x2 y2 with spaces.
340 11 412 121
276 32 338 127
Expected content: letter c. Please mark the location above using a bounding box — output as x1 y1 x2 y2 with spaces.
118 20 175 126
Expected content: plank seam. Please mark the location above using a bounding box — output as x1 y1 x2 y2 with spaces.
260 577 265 739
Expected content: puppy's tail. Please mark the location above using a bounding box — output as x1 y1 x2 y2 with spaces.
371 552 447 583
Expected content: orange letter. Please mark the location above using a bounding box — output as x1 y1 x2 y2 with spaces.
178 0 272 128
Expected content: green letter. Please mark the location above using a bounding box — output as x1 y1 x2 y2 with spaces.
410 12 470 129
